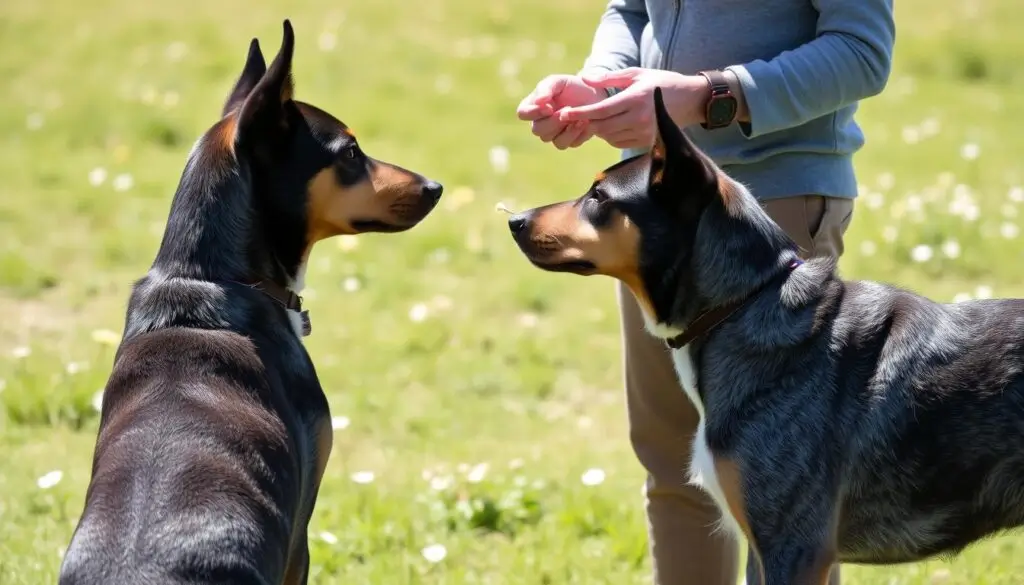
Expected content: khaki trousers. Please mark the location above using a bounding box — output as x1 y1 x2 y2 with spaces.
618 195 854 585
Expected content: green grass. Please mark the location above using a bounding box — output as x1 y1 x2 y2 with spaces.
2 0 1024 583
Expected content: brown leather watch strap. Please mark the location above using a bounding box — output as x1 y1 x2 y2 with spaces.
700 70 731 92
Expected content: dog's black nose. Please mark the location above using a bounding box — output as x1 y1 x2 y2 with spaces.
508 213 528 235
422 181 444 202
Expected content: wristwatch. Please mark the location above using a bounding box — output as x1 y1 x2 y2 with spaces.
698 70 738 130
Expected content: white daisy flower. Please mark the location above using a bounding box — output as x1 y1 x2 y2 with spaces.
430 475 453 491
112 174 134 192
910 245 933 263
580 468 606 487
488 146 510 174
88 167 108 187
350 471 375 484
37 470 63 489
960 142 980 160
409 303 429 323
421 543 447 563
1000 222 1019 239
466 463 489 483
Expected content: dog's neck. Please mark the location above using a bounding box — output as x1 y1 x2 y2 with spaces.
149 126 310 334
640 255 802 343
663 257 804 349
641 185 803 343
238 246 311 337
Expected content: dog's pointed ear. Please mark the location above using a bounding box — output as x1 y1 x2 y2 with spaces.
650 87 683 177
235 20 296 152
649 87 717 195
222 39 267 117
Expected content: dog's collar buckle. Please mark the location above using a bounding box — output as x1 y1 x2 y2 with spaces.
665 257 804 350
240 280 311 337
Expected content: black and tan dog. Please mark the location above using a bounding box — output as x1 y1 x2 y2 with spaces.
509 88 1024 584
58 21 441 585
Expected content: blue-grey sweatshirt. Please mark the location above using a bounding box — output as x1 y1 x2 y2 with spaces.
581 0 896 200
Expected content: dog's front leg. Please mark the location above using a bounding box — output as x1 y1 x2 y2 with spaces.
741 477 840 585
757 543 836 585
746 549 839 585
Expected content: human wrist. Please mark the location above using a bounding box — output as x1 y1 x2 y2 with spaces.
662 73 711 127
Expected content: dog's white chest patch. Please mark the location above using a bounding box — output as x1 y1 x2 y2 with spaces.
286 310 306 340
671 346 743 543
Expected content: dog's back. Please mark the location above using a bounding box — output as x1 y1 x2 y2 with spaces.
60 321 323 584
826 286 1024 562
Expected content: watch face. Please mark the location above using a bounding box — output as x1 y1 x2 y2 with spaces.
708 97 738 127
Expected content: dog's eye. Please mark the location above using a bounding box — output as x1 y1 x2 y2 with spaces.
341 145 359 160
590 189 609 204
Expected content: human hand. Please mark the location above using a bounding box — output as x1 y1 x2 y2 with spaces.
516 74 604 150
556 68 709 150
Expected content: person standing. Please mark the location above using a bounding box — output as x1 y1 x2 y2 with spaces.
516 1 895 584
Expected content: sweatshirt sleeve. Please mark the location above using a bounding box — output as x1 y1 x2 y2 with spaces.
724 0 895 138
579 0 650 75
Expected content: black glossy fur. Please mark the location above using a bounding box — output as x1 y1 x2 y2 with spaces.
58 21 441 585
509 89 1024 584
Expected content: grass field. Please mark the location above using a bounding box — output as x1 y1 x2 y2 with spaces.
3 0 1024 583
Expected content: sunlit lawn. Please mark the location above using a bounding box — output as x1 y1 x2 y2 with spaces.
3 0 1024 583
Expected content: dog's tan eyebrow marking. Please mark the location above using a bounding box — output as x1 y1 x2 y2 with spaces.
326 135 349 153
594 170 606 182
327 128 358 154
